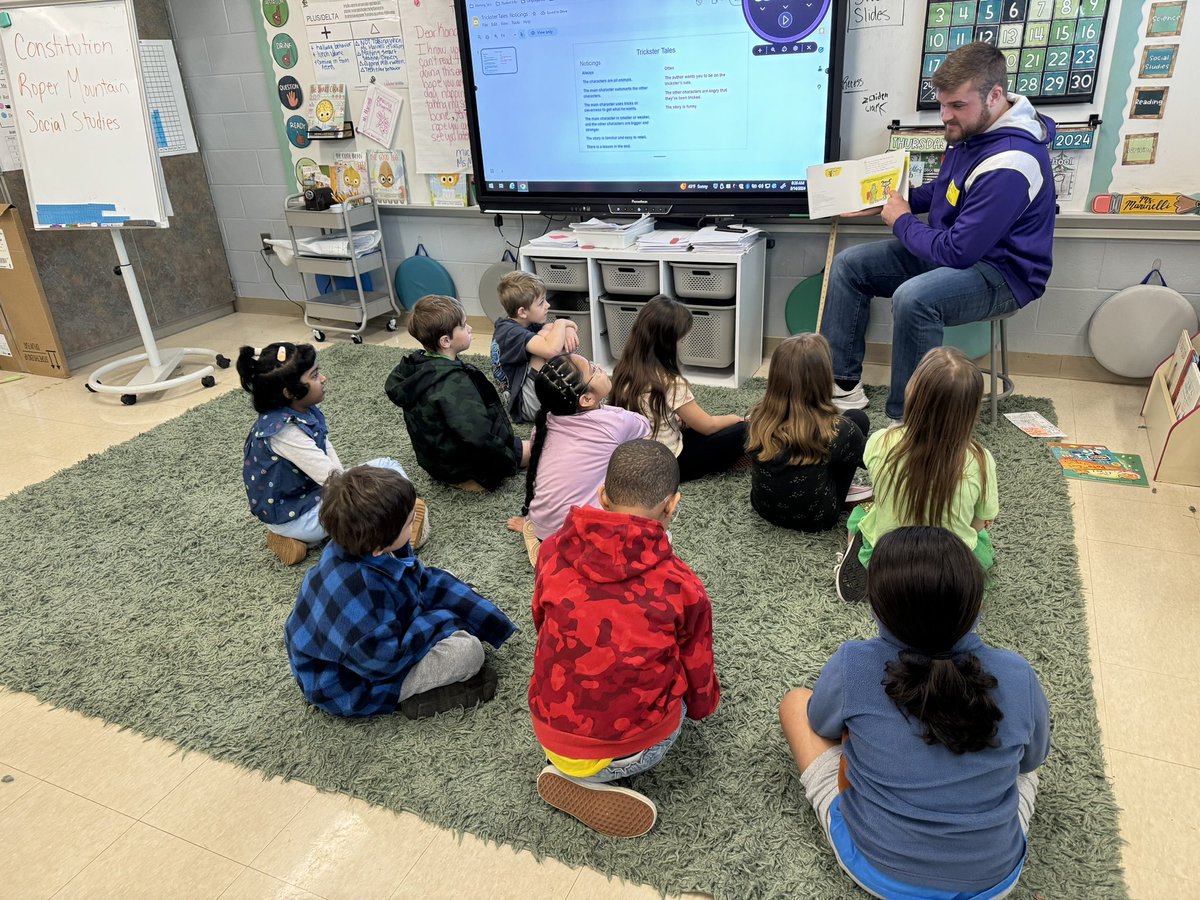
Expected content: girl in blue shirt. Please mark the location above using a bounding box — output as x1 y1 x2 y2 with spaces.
780 526 1050 898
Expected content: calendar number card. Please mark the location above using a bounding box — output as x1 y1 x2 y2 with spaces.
917 0 1111 109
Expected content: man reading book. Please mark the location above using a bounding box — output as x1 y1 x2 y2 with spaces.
820 41 1056 423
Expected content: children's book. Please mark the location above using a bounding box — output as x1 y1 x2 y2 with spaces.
1048 443 1148 487
806 150 909 219
427 173 469 207
1003 411 1067 438
307 83 347 134
332 151 369 203
367 150 408 206
1165 329 1197 395
1172 354 1200 418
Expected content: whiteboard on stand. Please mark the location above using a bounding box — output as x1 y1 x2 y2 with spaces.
0 0 168 228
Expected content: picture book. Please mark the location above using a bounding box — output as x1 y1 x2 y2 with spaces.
1172 354 1200 418
332 151 369 203
1165 328 1197 394
307 83 347 134
427 173 469 208
1003 411 1067 438
1048 443 1148 487
367 150 408 206
806 151 909 219
357 83 404 146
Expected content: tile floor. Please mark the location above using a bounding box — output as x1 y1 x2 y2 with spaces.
1 312 1197 899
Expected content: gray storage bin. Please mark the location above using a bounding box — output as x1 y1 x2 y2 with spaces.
669 262 737 300
531 258 588 291
679 298 736 368
599 295 649 358
547 291 594 360
599 259 660 296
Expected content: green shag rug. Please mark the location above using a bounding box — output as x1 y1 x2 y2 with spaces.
0 344 1125 899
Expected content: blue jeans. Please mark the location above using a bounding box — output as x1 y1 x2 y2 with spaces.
819 240 1018 419
579 702 687 784
268 457 408 544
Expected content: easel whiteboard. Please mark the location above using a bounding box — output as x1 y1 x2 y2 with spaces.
0 0 167 228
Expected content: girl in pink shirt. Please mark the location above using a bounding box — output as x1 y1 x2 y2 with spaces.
506 354 650 562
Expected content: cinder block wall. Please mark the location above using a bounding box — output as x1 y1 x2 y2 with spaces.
172 0 1200 359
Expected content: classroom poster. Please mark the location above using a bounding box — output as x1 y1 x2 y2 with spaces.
304 0 406 86
402 0 472 174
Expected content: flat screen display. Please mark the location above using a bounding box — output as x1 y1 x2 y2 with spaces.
456 0 845 217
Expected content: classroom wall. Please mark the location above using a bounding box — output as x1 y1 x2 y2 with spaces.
171 0 1199 360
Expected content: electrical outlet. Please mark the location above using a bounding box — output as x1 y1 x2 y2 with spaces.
260 232 273 255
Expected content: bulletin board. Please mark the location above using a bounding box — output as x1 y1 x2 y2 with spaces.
257 0 471 208
917 0 1113 108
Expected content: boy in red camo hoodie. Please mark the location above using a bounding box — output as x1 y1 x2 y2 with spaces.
529 439 721 837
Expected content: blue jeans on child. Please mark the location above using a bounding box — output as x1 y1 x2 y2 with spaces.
819 240 1019 420
576 702 687 784
267 457 408 544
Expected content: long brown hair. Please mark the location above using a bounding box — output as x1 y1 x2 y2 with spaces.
876 346 988 525
609 296 693 436
747 333 840 464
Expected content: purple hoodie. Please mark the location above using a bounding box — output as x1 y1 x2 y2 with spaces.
894 95 1056 307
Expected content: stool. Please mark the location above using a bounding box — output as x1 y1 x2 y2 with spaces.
979 311 1016 426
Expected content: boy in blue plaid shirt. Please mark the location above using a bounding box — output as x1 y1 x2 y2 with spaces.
285 465 515 718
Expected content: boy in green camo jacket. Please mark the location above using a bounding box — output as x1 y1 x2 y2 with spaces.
386 295 530 491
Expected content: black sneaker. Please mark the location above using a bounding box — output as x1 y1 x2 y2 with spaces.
400 665 497 720
835 532 868 603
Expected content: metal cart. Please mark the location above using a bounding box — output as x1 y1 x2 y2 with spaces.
283 194 402 343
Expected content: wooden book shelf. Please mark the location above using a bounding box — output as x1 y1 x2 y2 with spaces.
1141 331 1200 487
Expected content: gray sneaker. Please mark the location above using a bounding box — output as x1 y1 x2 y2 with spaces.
832 382 869 411
835 531 869 603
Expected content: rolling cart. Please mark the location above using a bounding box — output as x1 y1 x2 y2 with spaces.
283 194 402 343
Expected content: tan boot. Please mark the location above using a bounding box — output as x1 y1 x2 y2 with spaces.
266 531 308 566
452 479 487 493
411 498 431 549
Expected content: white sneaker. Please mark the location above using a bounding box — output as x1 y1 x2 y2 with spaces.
832 382 869 411
887 418 904 428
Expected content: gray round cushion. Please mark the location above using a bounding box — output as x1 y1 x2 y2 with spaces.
1087 284 1198 378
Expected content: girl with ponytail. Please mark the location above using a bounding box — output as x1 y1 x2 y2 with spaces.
780 526 1050 898
506 353 649 566
237 342 423 566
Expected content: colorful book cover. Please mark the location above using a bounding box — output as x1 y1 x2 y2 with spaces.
332 151 368 202
1048 443 1148 487
307 83 347 133
367 150 408 206
428 173 468 207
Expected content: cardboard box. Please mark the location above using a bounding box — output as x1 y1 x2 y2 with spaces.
0 203 69 378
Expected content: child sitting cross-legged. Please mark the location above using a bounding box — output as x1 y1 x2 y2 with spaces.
386 294 530 492
835 345 998 603
504 352 650 567
780 525 1050 898
238 342 427 566
747 333 872 532
284 465 516 719
491 270 579 423
530 439 721 838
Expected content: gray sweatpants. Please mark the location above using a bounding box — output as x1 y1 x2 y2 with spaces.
397 630 484 701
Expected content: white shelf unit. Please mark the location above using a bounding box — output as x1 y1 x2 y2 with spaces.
518 239 767 388
284 195 402 343
1141 331 1200 487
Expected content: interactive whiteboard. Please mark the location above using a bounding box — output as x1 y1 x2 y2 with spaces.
0 0 167 227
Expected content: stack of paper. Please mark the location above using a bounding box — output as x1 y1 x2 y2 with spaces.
528 231 578 248
637 230 695 252
569 215 656 248
689 225 764 251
